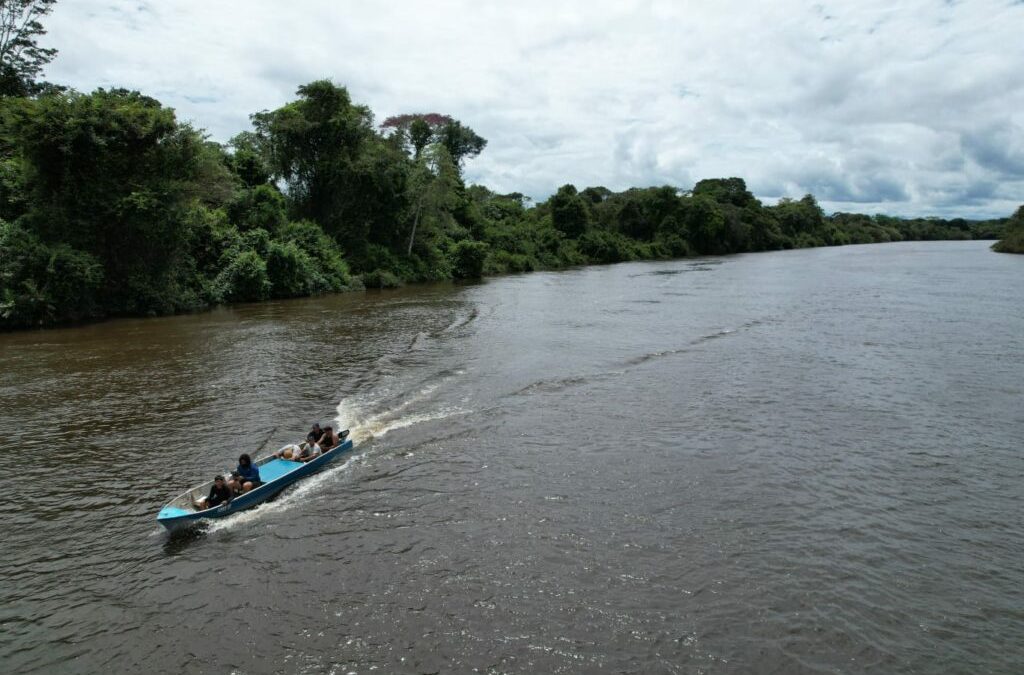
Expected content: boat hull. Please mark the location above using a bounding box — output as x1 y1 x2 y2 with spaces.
157 438 354 532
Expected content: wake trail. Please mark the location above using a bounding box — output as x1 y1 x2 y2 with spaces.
509 318 770 398
174 369 469 534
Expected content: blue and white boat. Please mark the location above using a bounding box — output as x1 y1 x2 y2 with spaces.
156 436 354 532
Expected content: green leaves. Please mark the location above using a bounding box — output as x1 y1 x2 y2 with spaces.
0 0 58 97
550 184 591 238
450 240 488 279
992 205 1024 253
438 120 487 167
0 219 101 326
216 249 270 302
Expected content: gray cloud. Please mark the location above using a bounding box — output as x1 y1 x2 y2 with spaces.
40 0 1024 219
961 122 1024 177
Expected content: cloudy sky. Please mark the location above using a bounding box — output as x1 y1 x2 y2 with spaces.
41 0 1024 218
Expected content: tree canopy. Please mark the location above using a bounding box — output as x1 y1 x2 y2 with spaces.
992 206 1024 253
0 0 57 97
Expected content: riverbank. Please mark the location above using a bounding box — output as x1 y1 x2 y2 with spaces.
0 227 1007 331
0 230 1004 333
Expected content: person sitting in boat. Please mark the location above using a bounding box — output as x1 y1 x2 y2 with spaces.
194 475 233 511
294 433 322 462
274 443 303 460
310 423 325 445
320 426 340 452
229 453 262 493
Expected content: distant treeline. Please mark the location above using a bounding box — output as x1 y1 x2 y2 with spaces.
0 82 1015 329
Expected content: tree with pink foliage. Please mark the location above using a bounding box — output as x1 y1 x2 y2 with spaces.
380 112 486 169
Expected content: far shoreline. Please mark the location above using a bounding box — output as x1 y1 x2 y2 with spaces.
0 238 1003 335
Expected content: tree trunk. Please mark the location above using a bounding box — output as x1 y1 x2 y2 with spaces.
407 200 423 256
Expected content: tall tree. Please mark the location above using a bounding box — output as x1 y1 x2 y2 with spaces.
252 80 378 241
549 184 590 238
408 118 432 159
0 0 57 97
405 144 460 255
227 130 271 187
380 113 453 159
438 120 486 169
693 177 755 207
380 113 487 171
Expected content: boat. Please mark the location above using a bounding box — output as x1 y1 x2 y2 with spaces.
156 435 354 532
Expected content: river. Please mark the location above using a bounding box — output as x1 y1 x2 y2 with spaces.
1 240 1022 674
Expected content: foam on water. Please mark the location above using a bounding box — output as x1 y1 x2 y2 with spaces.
335 370 464 444
367 407 471 437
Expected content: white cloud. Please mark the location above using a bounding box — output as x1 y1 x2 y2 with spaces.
41 0 1024 218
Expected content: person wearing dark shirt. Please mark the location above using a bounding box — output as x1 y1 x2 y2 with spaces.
310 423 325 445
194 475 233 511
228 453 262 494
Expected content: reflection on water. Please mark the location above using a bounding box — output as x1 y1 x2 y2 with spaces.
1 241 1022 674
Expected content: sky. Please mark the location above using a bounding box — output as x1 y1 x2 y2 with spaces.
40 0 1024 219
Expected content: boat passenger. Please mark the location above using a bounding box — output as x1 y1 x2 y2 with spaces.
229 453 262 493
296 437 322 462
310 423 325 445
194 475 233 511
274 443 302 460
320 426 340 451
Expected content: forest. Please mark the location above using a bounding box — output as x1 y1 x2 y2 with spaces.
0 2 1015 328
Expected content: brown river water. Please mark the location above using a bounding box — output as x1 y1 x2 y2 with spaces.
1 240 1022 674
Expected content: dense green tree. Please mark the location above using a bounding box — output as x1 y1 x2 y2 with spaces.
0 0 57 97
683 195 727 254
217 249 270 302
773 194 827 246
404 144 462 257
438 120 487 169
616 197 654 240
550 184 590 238
993 205 1024 253
252 80 384 242
404 119 430 158
580 186 612 204
450 239 488 278
265 240 318 298
227 131 271 187
0 219 102 324
693 177 756 207
2 88 234 313
578 229 637 263
228 184 287 233
277 219 352 290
